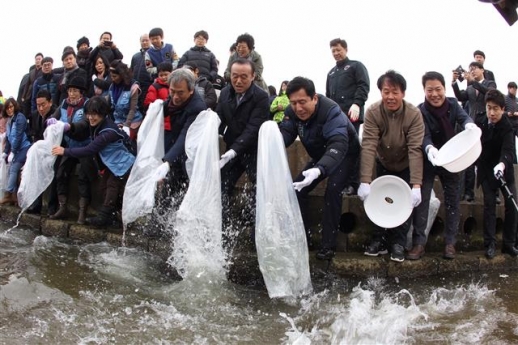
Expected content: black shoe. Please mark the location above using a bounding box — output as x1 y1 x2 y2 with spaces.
390 244 405 262
364 241 388 256
464 194 474 202
485 243 496 259
316 248 335 260
502 245 518 257
26 206 42 214
345 186 356 196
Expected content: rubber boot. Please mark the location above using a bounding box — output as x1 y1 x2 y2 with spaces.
86 206 114 228
0 192 13 205
50 195 68 220
77 197 89 225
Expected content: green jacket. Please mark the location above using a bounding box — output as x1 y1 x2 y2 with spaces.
270 93 289 123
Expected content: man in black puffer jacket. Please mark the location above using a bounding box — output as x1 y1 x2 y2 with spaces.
280 76 360 261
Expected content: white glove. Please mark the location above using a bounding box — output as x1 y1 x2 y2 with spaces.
426 145 439 166
357 183 371 201
465 123 477 130
348 104 360 122
154 162 170 181
219 149 237 169
293 168 321 192
494 162 505 179
7 152 14 164
411 187 422 208
122 126 130 136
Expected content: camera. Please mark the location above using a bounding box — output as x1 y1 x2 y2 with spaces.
454 65 465 82
103 41 113 47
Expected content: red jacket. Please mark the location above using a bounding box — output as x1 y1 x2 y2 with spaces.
144 78 171 130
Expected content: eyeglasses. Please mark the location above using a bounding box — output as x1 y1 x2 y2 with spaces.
6 105 14 109
85 113 101 118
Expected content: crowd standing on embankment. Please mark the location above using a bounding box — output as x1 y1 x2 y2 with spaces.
1 28 518 263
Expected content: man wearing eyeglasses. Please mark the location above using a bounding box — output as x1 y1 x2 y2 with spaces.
452 61 496 202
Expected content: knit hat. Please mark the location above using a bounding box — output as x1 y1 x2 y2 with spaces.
77 36 90 49
62 46 76 61
67 76 86 91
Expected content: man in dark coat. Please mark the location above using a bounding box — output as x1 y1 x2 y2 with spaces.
325 38 370 196
280 76 360 260
153 68 207 202
130 34 153 113
476 89 518 259
452 61 496 201
409 71 474 261
216 58 269 234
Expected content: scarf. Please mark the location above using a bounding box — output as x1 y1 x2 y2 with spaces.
166 94 193 115
424 99 455 148
111 83 126 105
66 97 85 118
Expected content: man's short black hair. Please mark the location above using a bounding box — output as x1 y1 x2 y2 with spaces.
329 38 347 49
286 76 316 99
36 89 52 101
508 81 517 89
485 89 506 108
473 50 485 59
230 58 255 75
377 70 407 92
422 71 445 88
149 27 164 38
469 61 484 70
100 31 112 40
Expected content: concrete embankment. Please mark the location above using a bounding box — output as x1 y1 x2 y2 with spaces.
1 204 517 284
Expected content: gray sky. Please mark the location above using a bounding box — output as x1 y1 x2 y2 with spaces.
1 0 517 107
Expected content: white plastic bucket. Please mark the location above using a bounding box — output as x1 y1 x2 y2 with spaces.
364 175 413 229
434 127 482 173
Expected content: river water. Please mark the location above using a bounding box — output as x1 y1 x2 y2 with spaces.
1 223 518 344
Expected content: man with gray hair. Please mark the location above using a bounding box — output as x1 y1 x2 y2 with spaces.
154 68 207 187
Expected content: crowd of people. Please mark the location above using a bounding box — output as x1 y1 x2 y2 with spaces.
0 29 517 263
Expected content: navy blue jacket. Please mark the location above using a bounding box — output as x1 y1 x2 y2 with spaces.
216 83 269 155
280 94 360 177
418 97 473 151
162 90 207 164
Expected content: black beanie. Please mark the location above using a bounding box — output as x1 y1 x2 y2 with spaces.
77 36 90 49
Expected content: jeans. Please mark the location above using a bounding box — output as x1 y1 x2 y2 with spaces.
6 146 29 193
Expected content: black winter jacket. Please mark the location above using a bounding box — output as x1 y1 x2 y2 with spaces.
280 95 360 177
216 83 269 155
326 58 370 123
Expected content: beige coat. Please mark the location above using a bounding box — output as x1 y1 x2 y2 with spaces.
360 99 424 185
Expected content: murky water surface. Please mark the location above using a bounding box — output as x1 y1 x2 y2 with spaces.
1 223 518 344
